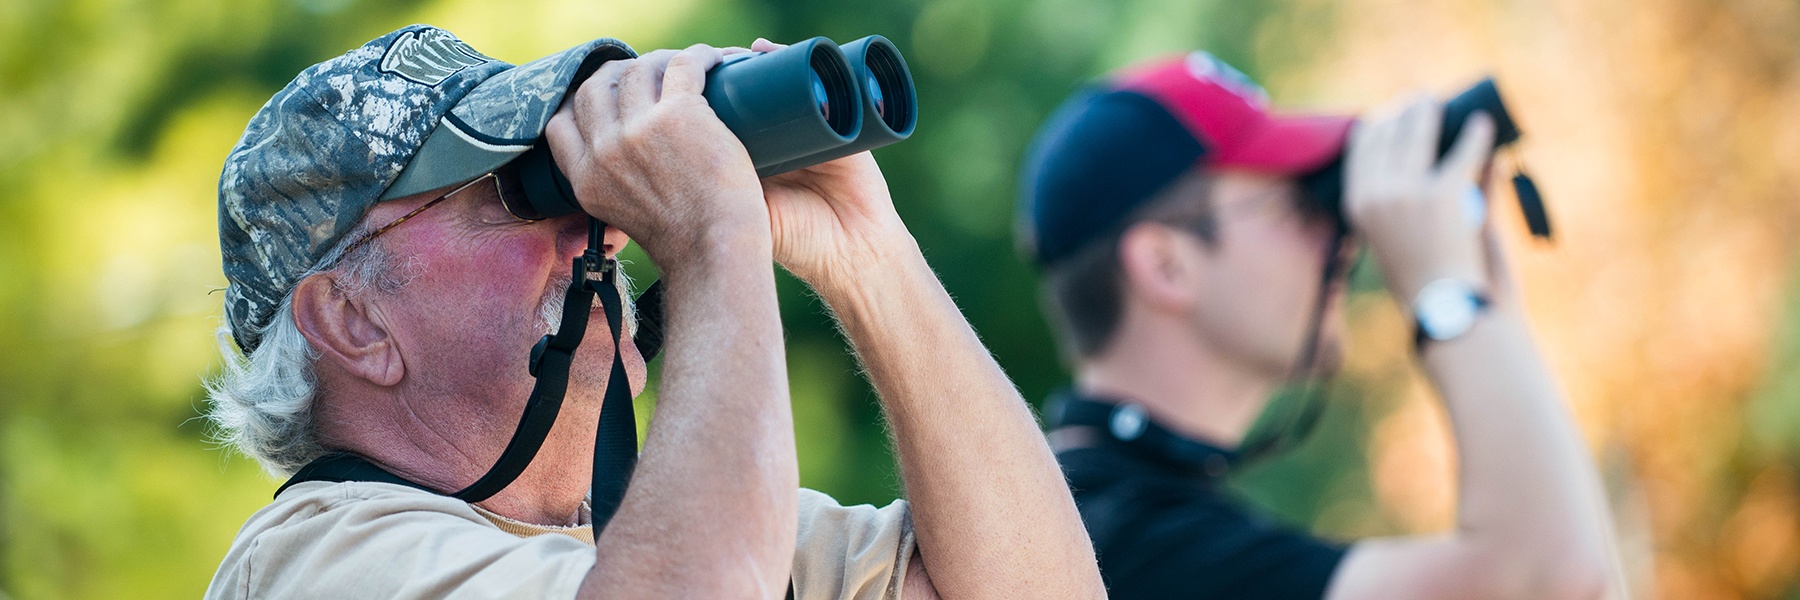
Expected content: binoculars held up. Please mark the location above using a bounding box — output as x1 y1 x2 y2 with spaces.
509 36 917 222
1303 79 1553 240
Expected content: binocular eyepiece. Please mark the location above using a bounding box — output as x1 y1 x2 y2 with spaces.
1303 78 1552 239
510 36 918 221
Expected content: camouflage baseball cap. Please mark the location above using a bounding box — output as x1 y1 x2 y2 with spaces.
219 25 636 353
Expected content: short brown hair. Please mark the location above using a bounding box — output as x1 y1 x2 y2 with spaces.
1038 171 1217 361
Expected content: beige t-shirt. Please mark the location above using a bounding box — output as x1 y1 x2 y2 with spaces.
206 482 914 599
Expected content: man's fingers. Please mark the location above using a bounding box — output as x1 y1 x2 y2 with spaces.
750 38 785 53
1343 119 1372 185
618 50 678 116
1400 96 1444 177
1346 113 1396 202
662 44 723 98
543 110 580 163
1436 111 1495 189
542 110 595 207
569 58 630 136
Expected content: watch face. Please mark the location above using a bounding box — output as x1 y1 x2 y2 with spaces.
1417 279 1480 341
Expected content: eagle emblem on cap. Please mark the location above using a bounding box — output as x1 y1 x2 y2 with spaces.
380 28 493 86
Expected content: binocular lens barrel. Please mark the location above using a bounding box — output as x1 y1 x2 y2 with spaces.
860 37 914 132
508 36 917 221
758 35 918 177
704 37 862 169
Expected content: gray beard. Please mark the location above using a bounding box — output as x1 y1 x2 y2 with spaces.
536 265 635 337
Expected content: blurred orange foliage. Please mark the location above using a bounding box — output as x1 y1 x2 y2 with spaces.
1257 1 1800 597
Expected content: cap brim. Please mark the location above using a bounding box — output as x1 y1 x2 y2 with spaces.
380 38 636 201
1213 114 1355 174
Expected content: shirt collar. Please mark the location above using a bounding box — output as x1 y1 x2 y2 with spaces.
1048 389 1239 480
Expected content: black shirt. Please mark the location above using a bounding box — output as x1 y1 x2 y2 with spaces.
1052 393 1348 600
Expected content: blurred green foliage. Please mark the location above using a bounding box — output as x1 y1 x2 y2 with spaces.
0 1 1375 596
4 0 1797 598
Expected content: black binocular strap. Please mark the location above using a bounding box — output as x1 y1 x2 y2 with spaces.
447 245 601 504
276 452 438 497
1511 169 1553 240
1235 227 1349 463
447 217 640 532
275 219 794 596
275 449 795 599
275 255 602 503
281 219 644 526
588 245 638 529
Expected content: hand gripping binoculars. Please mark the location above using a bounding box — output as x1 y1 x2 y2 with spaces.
508 36 917 221
440 36 916 524
1302 79 1553 240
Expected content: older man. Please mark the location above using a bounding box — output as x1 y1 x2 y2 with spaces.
204 25 1102 599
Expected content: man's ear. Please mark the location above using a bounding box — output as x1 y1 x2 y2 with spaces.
1117 223 1204 314
291 274 404 387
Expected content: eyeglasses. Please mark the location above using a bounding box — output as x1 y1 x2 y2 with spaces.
1215 184 1338 226
1151 182 1340 240
335 167 541 262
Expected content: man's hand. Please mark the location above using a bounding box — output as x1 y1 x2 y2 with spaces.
544 44 771 265
739 41 1103 600
1343 95 1496 302
1325 95 1622 600
546 44 798 599
745 39 915 292
763 152 911 287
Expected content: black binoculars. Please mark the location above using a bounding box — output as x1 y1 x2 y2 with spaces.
1303 79 1552 239
509 35 917 221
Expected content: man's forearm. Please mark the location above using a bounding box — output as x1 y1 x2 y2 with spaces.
1424 310 1620 596
585 234 798 598
817 239 1104 599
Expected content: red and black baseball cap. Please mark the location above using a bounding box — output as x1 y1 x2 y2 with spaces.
1017 52 1356 265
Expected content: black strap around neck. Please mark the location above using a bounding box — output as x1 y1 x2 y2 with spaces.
449 221 612 505
1050 231 1348 476
588 250 637 529
1232 226 1349 463
282 218 649 537
277 452 432 497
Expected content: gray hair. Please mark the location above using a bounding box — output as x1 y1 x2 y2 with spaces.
206 227 636 477
205 229 404 477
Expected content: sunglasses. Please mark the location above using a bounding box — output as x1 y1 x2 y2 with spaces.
335 163 545 261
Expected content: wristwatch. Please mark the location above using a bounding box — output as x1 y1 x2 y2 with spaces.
1412 278 1490 350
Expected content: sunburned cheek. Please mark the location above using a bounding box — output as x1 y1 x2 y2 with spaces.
473 249 558 333
409 232 561 347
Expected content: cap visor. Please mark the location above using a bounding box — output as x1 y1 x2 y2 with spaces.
380 38 635 201
1213 114 1355 174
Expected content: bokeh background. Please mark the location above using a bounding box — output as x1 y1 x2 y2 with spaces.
2 0 1797 597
